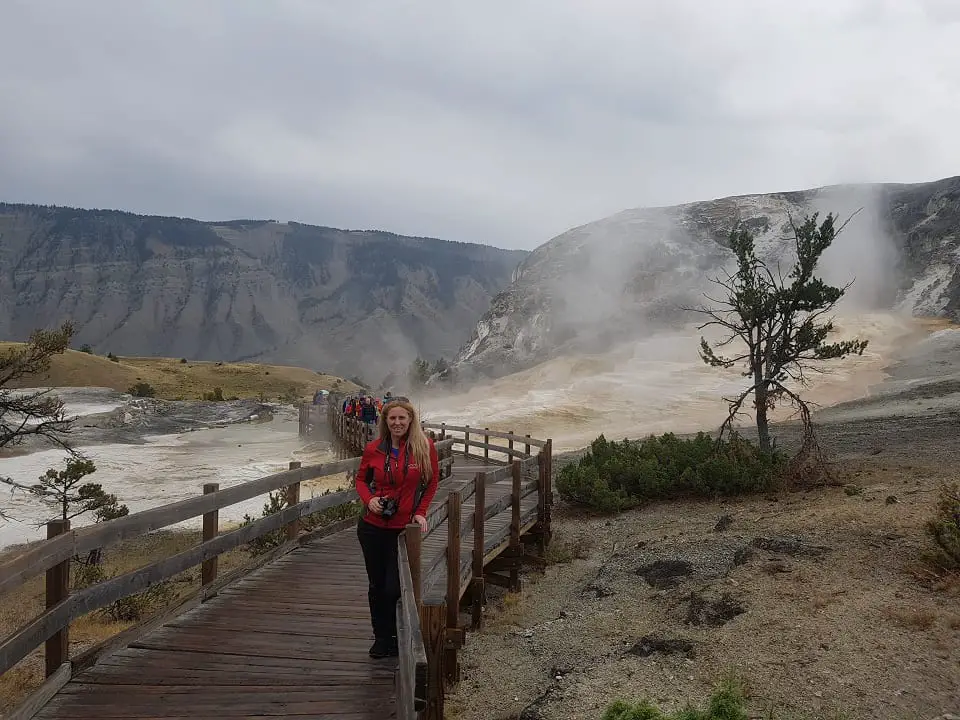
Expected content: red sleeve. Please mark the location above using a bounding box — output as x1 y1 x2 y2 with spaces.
355 444 374 505
415 439 440 517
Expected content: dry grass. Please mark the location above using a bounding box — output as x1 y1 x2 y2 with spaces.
0 343 358 401
883 607 940 631
0 527 253 713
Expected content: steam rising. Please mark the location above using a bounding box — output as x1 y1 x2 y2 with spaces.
422 186 919 450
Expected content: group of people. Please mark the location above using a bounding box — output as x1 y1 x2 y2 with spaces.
353 397 439 658
341 392 408 426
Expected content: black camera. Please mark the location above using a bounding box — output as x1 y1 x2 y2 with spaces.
379 497 398 519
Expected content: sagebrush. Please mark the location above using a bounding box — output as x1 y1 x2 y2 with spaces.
240 485 361 555
602 678 748 720
602 678 848 720
556 433 784 513
925 481 960 573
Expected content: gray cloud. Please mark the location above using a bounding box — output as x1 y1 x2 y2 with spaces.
1 0 958 249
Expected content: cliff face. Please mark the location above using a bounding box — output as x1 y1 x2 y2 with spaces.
0 205 527 383
450 176 960 381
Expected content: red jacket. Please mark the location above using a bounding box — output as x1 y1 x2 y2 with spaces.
355 437 440 529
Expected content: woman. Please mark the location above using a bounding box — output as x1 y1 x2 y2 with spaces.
355 398 439 658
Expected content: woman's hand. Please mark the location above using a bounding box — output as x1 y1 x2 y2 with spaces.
367 497 383 514
413 514 428 533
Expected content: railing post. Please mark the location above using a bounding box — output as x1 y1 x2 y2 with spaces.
544 439 553 545
201 483 220 592
285 461 302 542
535 452 547 556
463 426 470 457
483 428 490 460
524 433 531 456
444 490 461 684
471 472 486 630
44 519 70 677
405 523 422 611
508 430 514 458
440 423 446 440
510 460 522 592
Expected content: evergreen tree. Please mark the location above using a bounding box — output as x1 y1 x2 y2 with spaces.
695 213 868 452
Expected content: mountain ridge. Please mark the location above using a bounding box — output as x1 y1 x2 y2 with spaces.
0 203 528 384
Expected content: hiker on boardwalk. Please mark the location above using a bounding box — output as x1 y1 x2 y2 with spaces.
360 395 378 424
355 398 439 658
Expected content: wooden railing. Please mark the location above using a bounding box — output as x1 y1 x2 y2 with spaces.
0 453 428 719
326 405 553 720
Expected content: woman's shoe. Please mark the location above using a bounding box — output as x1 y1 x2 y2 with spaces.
369 637 391 658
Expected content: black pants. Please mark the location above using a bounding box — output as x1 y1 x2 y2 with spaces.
357 517 402 641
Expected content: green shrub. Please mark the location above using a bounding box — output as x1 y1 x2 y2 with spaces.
79 344 93 354
71 560 174 622
240 486 362 556
103 581 175 622
107 352 120 362
603 679 748 720
925 482 960 572
128 381 156 398
557 433 784 512
202 386 225 401
278 386 300 404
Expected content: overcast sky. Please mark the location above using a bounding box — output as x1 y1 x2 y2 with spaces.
1 0 958 250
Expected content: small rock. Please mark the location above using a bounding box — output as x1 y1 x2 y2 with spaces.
714 514 734 532
685 591 746 627
763 560 793 574
627 635 696 659
637 559 694 589
585 580 614 598
752 536 831 557
885 495 899 504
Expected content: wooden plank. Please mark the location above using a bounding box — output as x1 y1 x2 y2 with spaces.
444 492 461 681
396 533 428 717
44 520 70 678
200 483 219 589
0 489 361 675
7 662 70 720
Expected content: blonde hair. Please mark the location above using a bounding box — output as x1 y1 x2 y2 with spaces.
377 400 433 483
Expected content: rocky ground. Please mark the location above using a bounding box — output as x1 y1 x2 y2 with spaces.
445 342 960 720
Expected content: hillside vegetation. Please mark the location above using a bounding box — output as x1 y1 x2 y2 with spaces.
0 344 356 401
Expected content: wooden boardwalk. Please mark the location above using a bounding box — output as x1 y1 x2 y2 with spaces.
2 409 552 720
37 531 394 718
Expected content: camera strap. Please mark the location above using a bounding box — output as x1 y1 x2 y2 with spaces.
380 440 428 523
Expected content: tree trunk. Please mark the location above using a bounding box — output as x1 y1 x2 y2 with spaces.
754 386 771 452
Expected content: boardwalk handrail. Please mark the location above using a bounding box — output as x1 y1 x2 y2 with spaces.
0 457 364 678
325 398 554 719
422 422 549 449
396 531 428 716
